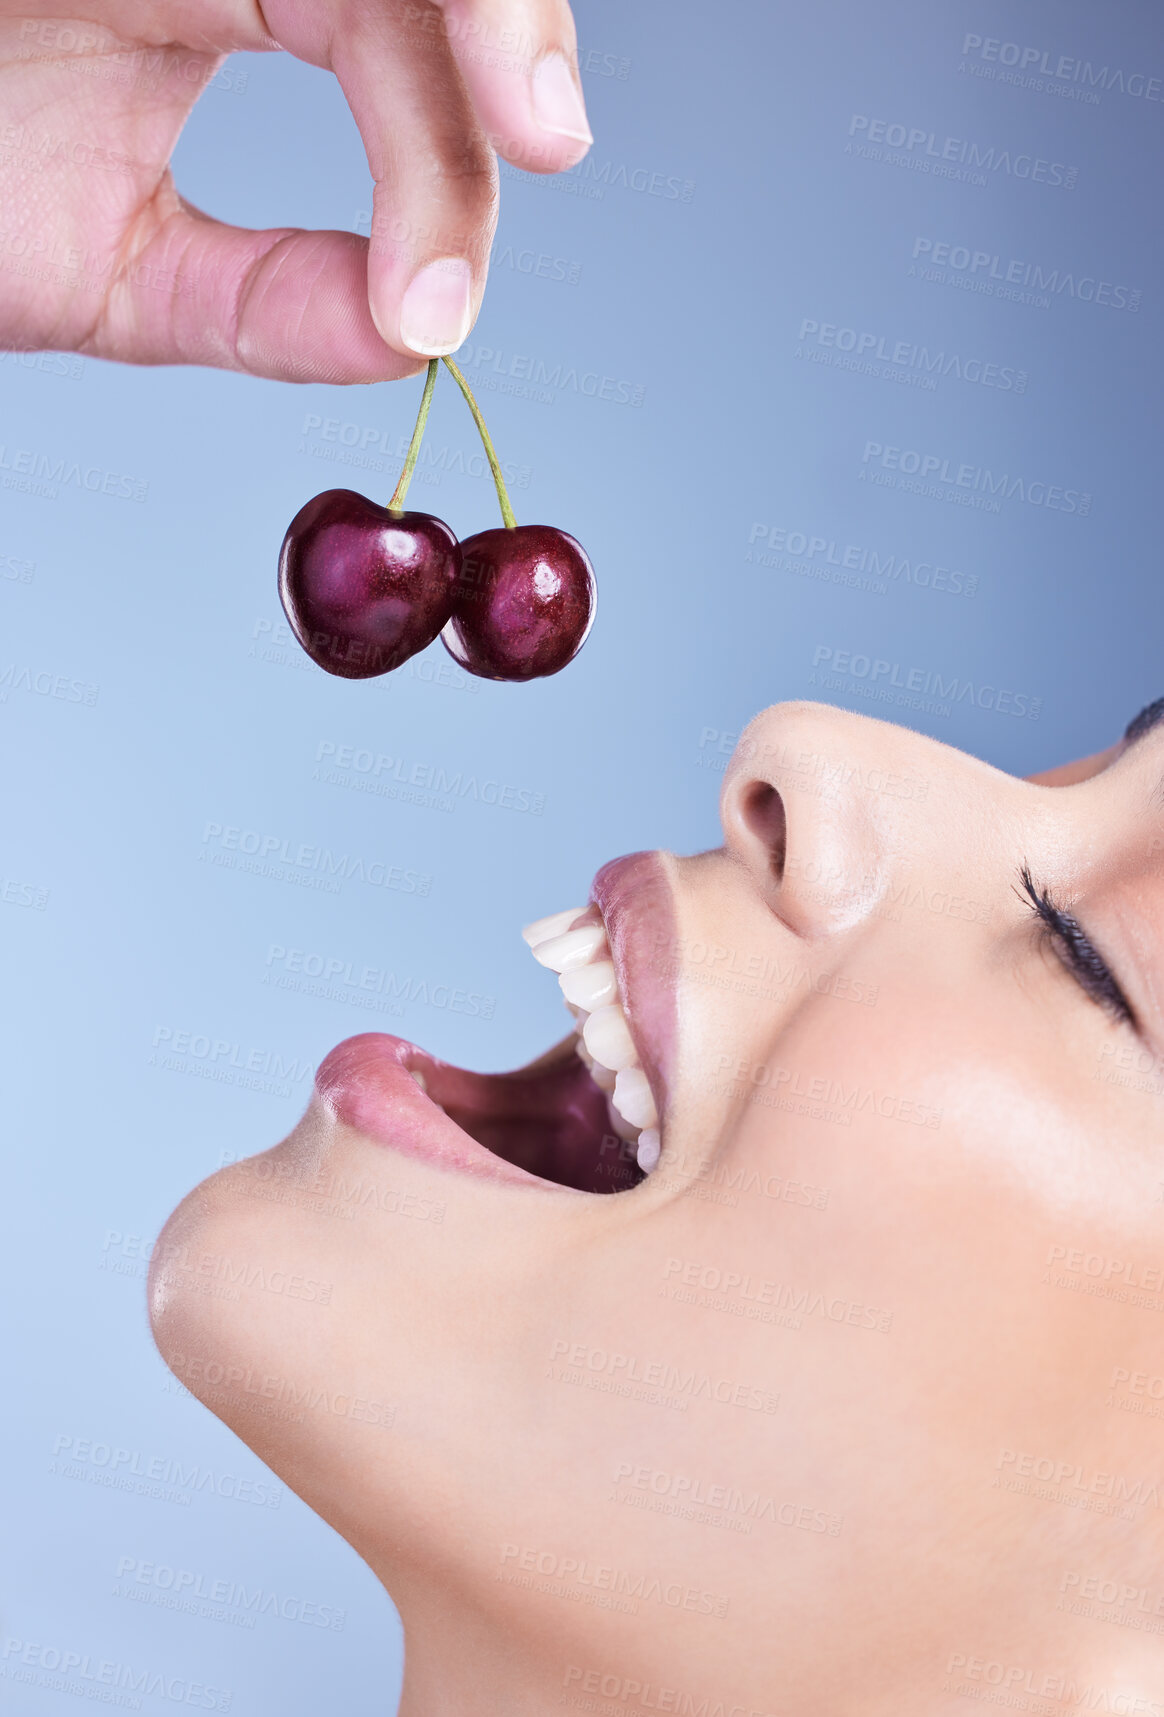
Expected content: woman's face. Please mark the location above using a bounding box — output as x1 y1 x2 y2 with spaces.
150 701 1164 1715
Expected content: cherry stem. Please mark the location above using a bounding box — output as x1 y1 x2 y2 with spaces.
441 356 517 530
389 359 438 514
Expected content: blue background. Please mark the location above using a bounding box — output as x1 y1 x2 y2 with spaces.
3 0 1163 1707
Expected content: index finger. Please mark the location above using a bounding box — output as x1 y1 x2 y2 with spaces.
433 0 593 172
324 0 500 358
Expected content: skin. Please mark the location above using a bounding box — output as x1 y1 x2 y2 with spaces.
150 702 1164 1716
0 0 586 377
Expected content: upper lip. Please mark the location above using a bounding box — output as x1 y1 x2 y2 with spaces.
312 850 678 1193
590 848 677 1117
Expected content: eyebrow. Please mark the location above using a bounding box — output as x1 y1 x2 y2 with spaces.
1118 699 1164 808
1124 697 1164 747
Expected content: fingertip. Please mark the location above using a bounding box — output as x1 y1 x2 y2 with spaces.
455 45 593 175
494 126 592 175
399 256 476 357
530 49 592 148
370 254 481 360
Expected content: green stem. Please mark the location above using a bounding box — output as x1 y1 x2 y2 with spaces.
441 356 517 529
389 359 438 513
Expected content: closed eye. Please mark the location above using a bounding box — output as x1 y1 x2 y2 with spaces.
1016 865 1136 1030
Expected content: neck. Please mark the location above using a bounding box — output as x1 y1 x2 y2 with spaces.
394 1605 560 1716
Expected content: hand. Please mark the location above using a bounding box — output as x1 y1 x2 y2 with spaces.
0 0 590 382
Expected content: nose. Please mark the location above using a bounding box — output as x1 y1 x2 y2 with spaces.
719 702 905 938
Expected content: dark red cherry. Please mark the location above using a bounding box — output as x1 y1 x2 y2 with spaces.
279 489 460 680
441 525 596 681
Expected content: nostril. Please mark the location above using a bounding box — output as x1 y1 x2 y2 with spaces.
740 781 786 883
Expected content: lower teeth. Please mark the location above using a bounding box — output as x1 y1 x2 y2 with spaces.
607 1098 640 1145
574 1032 660 1169
636 1129 661 1174
575 1035 617 1094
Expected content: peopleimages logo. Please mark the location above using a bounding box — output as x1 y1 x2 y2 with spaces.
0 121 138 173
198 822 432 897
298 411 531 488
49 1433 283 1508
1 876 49 910
264 943 496 1021
499 154 695 203
960 33 1164 103
0 347 83 381
812 645 1042 721
314 740 545 815
747 524 977 597
457 341 645 408
860 441 1091 517
847 115 1076 189
1 1638 232 1710
910 238 1141 313
796 317 1027 393
0 442 148 501
113 1554 346 1631
0 662 98 705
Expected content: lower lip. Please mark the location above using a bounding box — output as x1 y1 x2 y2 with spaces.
313 1032 554 1187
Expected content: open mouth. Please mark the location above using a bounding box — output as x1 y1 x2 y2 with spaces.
313 852 675 1196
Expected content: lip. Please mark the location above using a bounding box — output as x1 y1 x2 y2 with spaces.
590 849 677 1113
313 849 679 1192
313 1032 588 1190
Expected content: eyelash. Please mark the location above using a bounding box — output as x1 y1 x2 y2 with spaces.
1016 865 1136 1029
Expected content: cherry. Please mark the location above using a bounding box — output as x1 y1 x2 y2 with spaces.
277 359 459 679
276 356 598 684
279 490 459 680
441 524 595 681
437 356 597 681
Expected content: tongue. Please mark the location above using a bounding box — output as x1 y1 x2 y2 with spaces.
431 1036 642 1194
316 1031 642 1195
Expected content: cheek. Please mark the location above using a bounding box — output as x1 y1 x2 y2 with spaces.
655 991 1017 1395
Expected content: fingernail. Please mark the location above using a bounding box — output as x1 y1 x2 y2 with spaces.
399 257 473 357
531 51 593 144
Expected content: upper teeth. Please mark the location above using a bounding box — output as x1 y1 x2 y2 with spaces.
530 923 606 973
521 907 590 948
582 1005 636 1072
560 960 617 1011
522 906 661 1173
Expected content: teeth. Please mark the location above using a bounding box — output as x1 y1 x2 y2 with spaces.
636 1128 661 1174
529 902 664 1155
574 1027 617 1089
588 1058 617 1094
560 959 617 1012
582 1004 637 1073
522 906 587 948
608 1099 640 1144
531 923 608 973
611 1066 658 1131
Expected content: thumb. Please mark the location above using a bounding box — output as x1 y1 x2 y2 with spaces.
87 192 425 383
